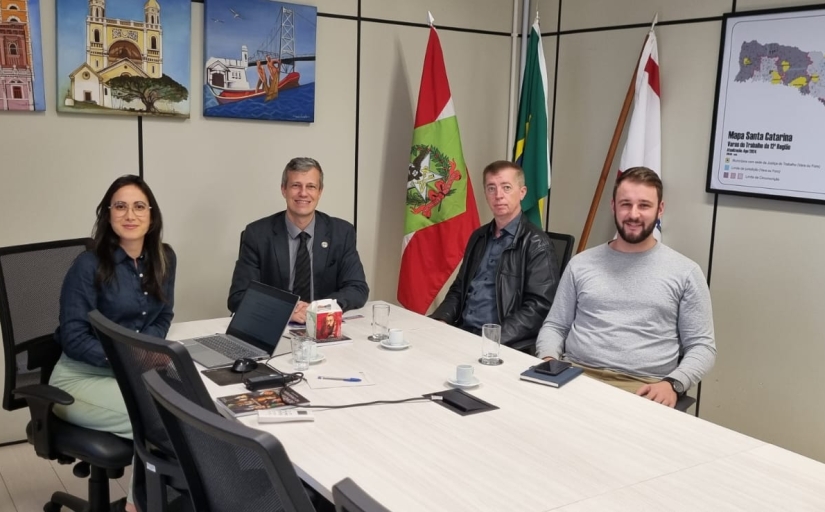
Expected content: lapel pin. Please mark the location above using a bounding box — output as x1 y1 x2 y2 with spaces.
321 241 328 248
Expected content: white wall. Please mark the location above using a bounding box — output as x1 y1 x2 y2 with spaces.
539 0 825 463
2 0 824 465
0 0 516 441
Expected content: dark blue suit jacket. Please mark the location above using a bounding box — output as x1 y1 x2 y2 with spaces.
228 211 369 313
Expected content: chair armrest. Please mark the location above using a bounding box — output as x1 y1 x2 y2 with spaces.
506 338 536 356
13 384 74 460
14 384 74 406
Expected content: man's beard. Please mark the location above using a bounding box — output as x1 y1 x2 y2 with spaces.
615 215 657 244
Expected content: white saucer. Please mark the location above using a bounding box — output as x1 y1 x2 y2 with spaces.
290 353 326 365
380 340 411 350
447 377 480 389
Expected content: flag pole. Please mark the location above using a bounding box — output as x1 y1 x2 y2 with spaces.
576 14 658 253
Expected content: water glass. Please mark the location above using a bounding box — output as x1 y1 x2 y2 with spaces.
291 337 313 371
369 304 390 342
480 323 502 365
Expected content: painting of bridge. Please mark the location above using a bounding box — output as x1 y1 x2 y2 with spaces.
204 0 316 122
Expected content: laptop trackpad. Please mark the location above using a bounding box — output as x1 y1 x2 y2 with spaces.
187 345 231 368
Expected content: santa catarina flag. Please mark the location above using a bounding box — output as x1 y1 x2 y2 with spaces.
397 24 480 314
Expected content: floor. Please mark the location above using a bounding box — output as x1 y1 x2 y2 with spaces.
0 441 132 512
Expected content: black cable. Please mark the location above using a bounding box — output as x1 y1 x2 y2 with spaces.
262 362 438 410
291 396 435 410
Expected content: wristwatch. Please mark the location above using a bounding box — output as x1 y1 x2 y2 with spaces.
662 377 685 396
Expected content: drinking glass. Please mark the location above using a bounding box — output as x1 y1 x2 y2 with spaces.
368 304 390 342
291 337 313 371
480 323 502 365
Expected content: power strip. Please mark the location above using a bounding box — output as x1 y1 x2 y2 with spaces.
244 373 302 391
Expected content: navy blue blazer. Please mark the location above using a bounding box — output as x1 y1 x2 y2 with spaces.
228 211 369 313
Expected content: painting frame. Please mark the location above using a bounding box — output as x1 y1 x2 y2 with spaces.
203 0 317 122
706 4 825 205
55 0 192 118
0 0 46 112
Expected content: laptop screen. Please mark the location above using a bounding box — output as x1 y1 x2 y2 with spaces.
226 282 299 353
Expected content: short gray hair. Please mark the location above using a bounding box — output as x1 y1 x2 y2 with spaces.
281 157 324 189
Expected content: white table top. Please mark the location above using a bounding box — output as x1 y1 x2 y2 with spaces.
168 302 825 511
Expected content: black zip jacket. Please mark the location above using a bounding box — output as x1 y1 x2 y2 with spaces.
431 216 559 346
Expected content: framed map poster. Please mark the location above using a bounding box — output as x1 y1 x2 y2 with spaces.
706 5 825 204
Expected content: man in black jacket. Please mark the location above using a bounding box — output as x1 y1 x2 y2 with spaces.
431 160 559 348
228 157 369 322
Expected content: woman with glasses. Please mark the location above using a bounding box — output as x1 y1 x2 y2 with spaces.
50 174 175 512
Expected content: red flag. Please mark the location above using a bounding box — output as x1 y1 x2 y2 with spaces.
397 25 479 314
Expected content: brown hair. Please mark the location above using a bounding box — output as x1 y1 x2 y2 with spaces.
482 160 525 187
613 167 662 203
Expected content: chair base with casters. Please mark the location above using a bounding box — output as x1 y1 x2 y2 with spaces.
15 383 134 512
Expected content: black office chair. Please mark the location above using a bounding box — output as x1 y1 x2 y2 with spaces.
332 478 390 512
239 229 246 259
142 368 318 512
505 232 571 356
546 232 575 276
90 310 217 512
0 239 133 512
675 394 696 413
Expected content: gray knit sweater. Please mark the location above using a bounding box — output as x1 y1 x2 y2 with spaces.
535 242 716 391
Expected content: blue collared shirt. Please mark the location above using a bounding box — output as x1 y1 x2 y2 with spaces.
55 247 176 367
462 214 521 329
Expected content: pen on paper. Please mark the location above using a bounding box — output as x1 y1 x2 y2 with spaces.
317 376 362 382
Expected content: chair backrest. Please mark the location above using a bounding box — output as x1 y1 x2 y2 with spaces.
89 309 216 454
239 229 245 259
0 238 93 411
546 232 575 275
333 478 391 512
143 369 317 512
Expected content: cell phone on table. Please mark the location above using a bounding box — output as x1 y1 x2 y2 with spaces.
534 359 571 376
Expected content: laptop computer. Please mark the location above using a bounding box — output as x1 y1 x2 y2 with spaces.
181 281 299 368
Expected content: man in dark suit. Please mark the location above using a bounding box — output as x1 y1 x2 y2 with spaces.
228 157 369 322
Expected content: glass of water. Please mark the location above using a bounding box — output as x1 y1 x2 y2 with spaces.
291 337 313 371
368 304 390 342
480 323 502 365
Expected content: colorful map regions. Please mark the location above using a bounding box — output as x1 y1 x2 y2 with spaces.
735 40 825 106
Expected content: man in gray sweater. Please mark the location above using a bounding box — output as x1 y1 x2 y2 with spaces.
536 167 716 407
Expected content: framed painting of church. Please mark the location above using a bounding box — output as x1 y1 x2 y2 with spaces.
203 0 316 122
0 0 46 111
56 0 191 117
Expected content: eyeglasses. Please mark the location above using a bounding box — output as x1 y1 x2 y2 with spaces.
109 201 151 217
485 184 514 195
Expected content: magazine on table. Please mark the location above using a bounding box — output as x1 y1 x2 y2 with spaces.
215 387 309 418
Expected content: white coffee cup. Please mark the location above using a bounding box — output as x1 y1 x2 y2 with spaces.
456 364 474 384
388 328 404 346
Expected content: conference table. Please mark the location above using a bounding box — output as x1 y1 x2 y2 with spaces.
168 302 825 511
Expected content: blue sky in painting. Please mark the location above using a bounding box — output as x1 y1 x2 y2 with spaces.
204 0 317 86
56 0 191 96
27 0 45 109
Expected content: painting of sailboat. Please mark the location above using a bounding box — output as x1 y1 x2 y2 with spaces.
203 0 316 122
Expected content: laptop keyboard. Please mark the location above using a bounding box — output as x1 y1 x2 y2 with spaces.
195 335 264 360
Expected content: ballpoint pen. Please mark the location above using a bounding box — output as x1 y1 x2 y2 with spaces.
317 376 362 382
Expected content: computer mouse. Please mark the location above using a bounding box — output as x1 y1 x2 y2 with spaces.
231 358 258 373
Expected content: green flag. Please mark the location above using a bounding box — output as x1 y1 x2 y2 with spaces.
513 18 550 227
